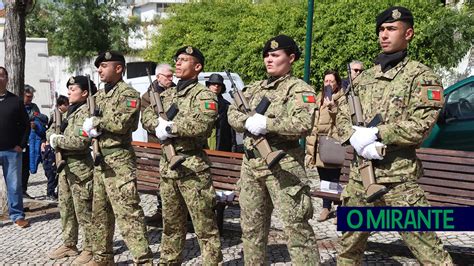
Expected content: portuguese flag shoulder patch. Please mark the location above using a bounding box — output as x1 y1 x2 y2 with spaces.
302 93 316 103
427 89 441 101
126 99 138 108
203 101 217 111
78 128 88 137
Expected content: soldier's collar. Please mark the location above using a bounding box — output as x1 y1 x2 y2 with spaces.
263 73 290 88
374 56 410 80
104 79 122 94
176 78 198 92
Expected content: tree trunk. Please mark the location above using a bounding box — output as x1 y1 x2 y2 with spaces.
3 0 27 96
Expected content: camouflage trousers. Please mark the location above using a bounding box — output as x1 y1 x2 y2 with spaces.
239 155 320 265
159 170 222 265
337 179 454 265
58 156 94 251
91 149 152 264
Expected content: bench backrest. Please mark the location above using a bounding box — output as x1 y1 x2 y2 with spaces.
132 141 242 200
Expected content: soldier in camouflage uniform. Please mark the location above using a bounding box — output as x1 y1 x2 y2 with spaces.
82 51 152 265
47 76 96 264
141 46 222 265
336 7 453 265
227 35 320 265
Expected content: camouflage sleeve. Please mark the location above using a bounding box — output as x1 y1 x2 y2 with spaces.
93 88 141 134
266 83 317 136
56 109 91 151
378 71 444 146
227 86 253 133
335 93 353 143
141 103 158 135
172 89 218 137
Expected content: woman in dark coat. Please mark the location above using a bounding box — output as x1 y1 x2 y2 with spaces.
206 73 236 152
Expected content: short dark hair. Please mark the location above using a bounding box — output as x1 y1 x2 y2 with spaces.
323 69 342 87
0 66 8 78
24 84 36 94
56 95 69 106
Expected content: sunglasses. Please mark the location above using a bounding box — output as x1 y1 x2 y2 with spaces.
353 69 363 73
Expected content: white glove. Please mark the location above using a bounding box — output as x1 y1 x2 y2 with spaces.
82 117 95 135
349 126 379 154
155 117 175 141
88 128 102 138
245 113 267 136
360 141 385 160
49 134 64 150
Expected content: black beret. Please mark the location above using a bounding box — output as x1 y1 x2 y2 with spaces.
262 35 301 60
174 46 205 67
376 6 414 35
66 75 97 96
205 73 226 93
94 51 126 68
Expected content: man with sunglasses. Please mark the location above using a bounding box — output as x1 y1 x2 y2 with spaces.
141 46 222 265
342 60 364 92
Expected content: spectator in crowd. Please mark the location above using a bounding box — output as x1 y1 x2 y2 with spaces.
0 66 30 228
22 85 42 199
342 60 364 91
306 70 345 224
42 95 69 201
206 73 236 152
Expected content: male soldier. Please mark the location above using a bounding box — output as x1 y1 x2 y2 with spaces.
227 35 320 265
82 51 153 265
141 46 222 264
140 63 175 226
336 7 453 265
47 76 96 264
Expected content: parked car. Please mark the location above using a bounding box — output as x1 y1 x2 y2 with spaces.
422 76 474 151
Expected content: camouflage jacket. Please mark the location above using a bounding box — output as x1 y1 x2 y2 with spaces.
337 57 444 183
228 74 317 151
91 80 140 153
46 103 91 156
141 80 218 178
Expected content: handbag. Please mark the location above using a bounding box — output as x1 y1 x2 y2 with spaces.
318 136 346 166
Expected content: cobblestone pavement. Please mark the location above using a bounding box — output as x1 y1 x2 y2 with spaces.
1 168 473 265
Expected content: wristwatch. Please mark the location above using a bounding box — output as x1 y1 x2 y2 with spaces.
165 125 172 134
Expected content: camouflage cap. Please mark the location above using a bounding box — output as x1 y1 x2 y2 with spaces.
94 51 126 68
66 75 97 96
262 35 301 60
376 6 414 35
174 46 205 67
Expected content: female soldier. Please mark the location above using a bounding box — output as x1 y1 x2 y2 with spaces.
47 76 96 264
227 35 319 265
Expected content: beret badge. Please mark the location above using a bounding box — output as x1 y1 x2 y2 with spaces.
392 9 401 20
185 46 193 54
270 40 279 49
105 52 112 60
69 77 75 84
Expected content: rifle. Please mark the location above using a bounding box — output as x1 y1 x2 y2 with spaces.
146 69 185 170
346 63 387 203
86 74 102 166
225 70 285 168
53 108 66 173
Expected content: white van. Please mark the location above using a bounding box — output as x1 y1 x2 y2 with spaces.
124 71 245 143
